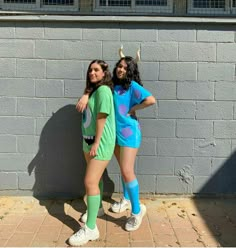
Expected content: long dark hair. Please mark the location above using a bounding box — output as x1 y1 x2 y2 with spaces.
112 56 143 90
84 59 113 95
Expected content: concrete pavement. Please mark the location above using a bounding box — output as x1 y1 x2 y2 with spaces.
0 196 236 247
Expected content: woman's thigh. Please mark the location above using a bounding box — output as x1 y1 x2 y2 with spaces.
118 146 138 182
84 156 109 195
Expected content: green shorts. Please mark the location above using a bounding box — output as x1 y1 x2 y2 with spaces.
83 140 115 161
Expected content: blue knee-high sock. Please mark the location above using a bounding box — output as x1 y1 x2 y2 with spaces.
122 177 130 200
125 178 140 215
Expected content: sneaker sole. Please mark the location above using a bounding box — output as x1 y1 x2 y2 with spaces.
69 232 99 246
111 203 131 213
125 204 147 232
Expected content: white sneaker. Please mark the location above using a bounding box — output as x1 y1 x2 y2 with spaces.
68 224 99 246
125 204 146 232
80 207 105 223
111 198 131 213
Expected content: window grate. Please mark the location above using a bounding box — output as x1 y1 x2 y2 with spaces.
1 0 236 16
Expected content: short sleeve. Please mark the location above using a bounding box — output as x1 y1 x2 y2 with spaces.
96 86 113 115
131 81 152 105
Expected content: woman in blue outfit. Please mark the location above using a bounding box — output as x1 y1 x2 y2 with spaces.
76 48 156 231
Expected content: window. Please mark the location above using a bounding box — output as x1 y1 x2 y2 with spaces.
188 0 232 15
1 0 78 11
94 0 173 13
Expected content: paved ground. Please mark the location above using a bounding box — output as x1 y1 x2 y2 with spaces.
0 196 236 247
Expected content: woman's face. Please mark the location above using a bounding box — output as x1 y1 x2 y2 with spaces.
116 59 127 80
88 63 105 83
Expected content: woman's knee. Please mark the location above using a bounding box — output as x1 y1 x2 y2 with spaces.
84 177 97 190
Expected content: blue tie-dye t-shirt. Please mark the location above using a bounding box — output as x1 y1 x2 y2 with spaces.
113 80 151 148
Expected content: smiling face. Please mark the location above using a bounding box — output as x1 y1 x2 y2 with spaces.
116 59 127 80
88 62 105 84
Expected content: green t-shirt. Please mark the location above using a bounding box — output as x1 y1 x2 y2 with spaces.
82 85 115 160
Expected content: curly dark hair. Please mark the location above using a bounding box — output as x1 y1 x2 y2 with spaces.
112 56 143 90
84 60 113 95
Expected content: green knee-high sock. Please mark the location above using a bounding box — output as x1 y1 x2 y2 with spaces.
99 180 104 208
86 194 100 229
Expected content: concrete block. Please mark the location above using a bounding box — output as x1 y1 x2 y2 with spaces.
192 157 211 176
0 40 34 58
0 117 34 135
17 135 40 153
176 120 213 138
217 43 236 62
64 80 85 98
193 176 212 193
140 119 175 138
158 24 196 41
137 104 157 118
0 97 16 116
17 98 46 117
138 137 157 156
46 98 77 117
215 82 236 100
177 81 214 100
36 79 64 98
0 154 34 171
0 23 14 38
15 22 44 39
64 41 102 59
194 138 231 157
158 100 195 119
36 117 50 136
0 78 35 97
198 63 235 81
18 172 35 190
35 40 64 59
155 81 176 100
139 62 159 81
45 23 82 40
174 157 192 175
179 43 216 62
17 59 46 79
0 172 17 190
157 175 192 194
0 135 16 153
137 175 156 193
196 101 233 120
102 42 140 60
142 42 178 61
121 23 157 42
158 138 194 156
197 29 234 42
46 60 83 80
137 156 174 175
0 58 16 77
160 62 197 81
214 121 236 138
83 23 120 40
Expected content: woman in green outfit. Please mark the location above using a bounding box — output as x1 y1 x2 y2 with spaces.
68 60 115 246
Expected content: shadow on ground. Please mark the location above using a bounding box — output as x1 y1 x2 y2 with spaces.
194 150 236 246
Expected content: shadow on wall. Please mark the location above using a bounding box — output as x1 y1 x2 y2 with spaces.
194 151 236 246
27 104 115 199
27 104 115 233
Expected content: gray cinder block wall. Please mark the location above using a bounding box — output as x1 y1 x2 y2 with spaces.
0 19 236 198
